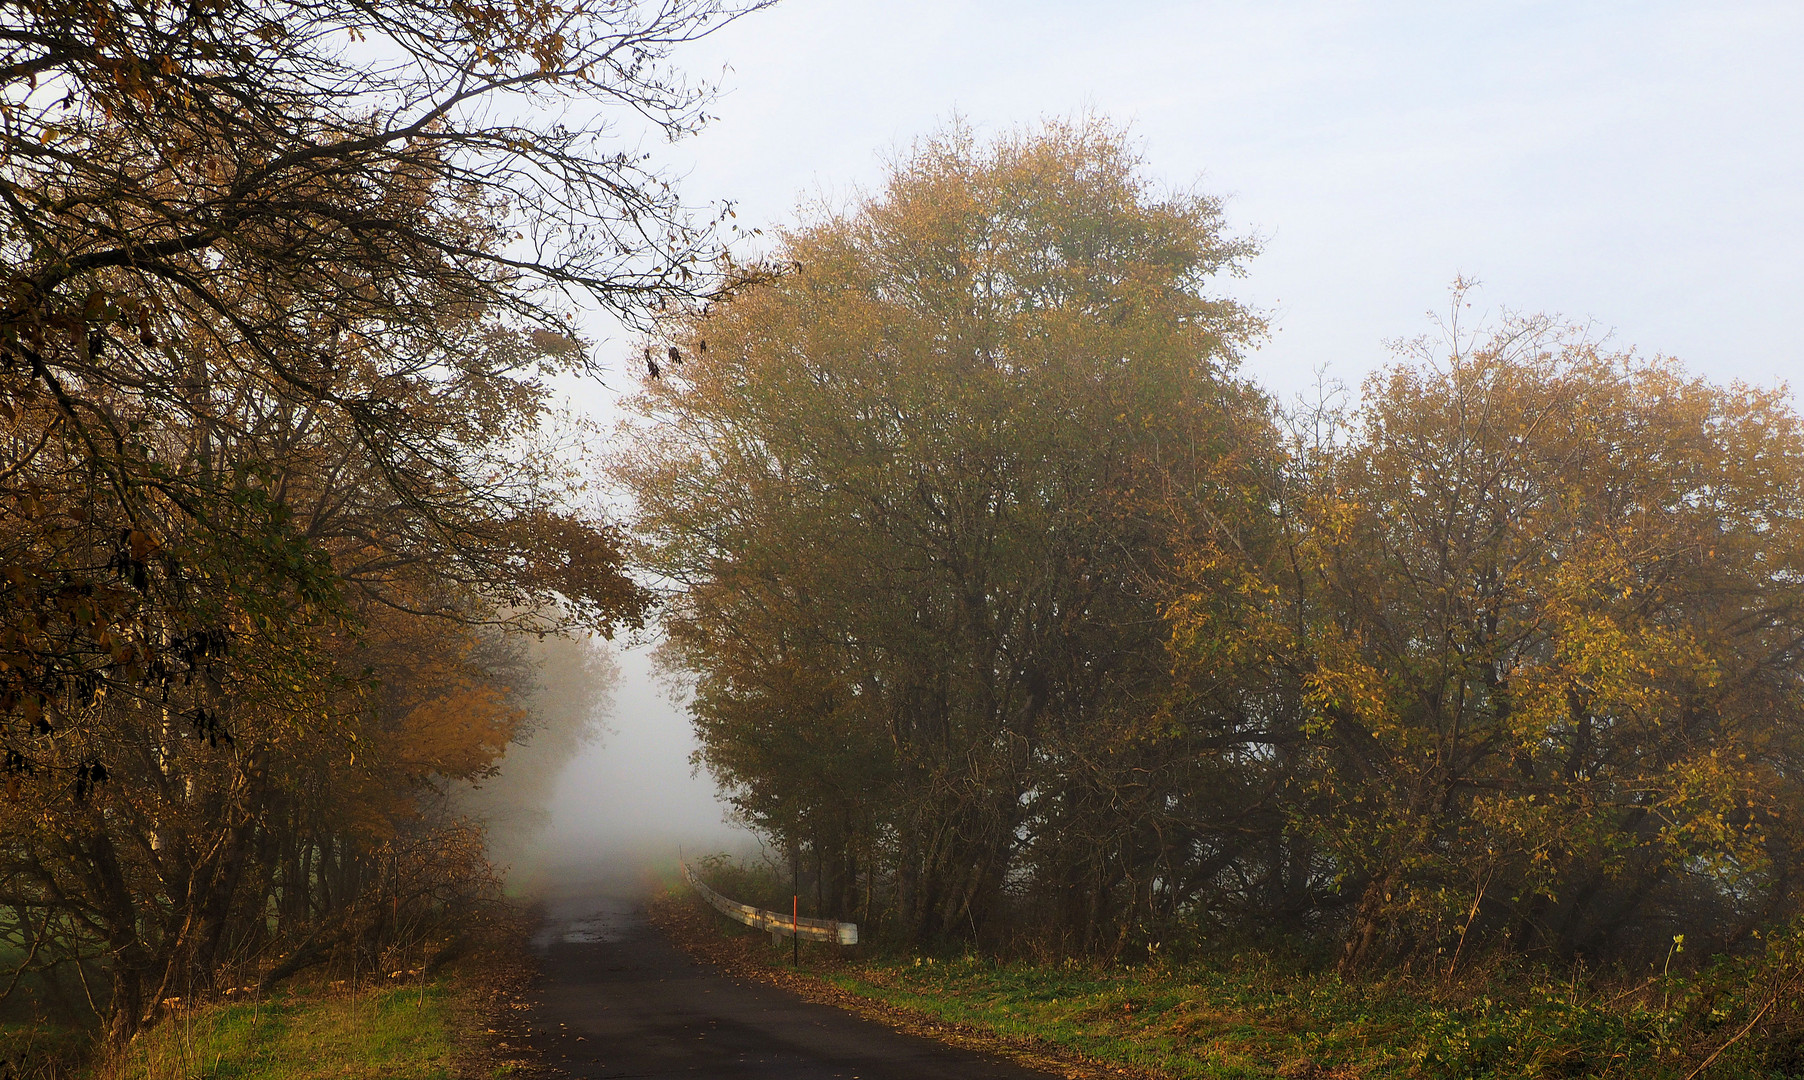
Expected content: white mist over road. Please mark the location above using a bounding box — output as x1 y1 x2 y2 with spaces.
538 641 757 883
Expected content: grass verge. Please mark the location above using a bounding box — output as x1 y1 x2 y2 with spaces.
104 979 466 1080
652 888 1801 1080
0 921 539 1080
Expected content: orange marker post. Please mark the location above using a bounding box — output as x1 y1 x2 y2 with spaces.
792 895 799 966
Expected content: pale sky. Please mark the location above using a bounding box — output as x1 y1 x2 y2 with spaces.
660 0 1802 401
545 1 1804 874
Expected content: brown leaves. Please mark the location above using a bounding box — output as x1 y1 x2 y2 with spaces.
127 527 157 561
0 0 744 1042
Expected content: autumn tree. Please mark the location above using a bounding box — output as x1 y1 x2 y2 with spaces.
0 0 757 1039
0 295 641 1039
1232 302 1804 971
0 0 754 774
622 119 1275 949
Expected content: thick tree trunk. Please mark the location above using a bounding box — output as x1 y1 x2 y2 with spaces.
105 962 148 1048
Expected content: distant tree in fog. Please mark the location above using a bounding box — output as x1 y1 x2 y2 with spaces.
456 633 621 892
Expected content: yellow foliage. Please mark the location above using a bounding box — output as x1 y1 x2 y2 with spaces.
1169 295 1804 966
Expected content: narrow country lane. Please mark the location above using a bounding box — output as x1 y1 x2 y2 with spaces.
521 889 1059 1079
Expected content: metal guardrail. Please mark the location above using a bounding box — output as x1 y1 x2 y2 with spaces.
680 860 859 945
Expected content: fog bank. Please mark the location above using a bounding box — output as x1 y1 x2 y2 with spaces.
538 640 758 890
454 632 617 894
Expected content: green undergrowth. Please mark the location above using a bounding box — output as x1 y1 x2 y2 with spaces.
829 955 1587 1077
105 980 463 1080
0 977 486 1080
675 875 1804 1080
812 948 1804 1079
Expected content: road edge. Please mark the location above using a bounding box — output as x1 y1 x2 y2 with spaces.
646 890 1166 1080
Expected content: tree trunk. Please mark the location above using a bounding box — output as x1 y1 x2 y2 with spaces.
1339 870 1394 975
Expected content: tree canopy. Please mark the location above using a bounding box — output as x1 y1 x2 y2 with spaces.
626 139 1804 972
621 119 1275 949
0 0 757 1041
1249 306 1804 971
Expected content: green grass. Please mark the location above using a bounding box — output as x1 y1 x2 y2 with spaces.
104 981 463 1080
814 951 1784 1079
673 865 1804 1079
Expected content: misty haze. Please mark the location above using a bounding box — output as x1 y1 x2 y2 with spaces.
3 3 1801 1079
496 639 756 892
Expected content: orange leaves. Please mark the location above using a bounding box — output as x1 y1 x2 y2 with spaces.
343 599 524 784
394 680 521 781
493 509 648 636
127 527 158 561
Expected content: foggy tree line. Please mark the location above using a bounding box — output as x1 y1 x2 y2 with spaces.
0 0 759 1044
5 0 1798 1048
625 121 1804 971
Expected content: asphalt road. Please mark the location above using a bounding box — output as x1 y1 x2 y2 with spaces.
521 889 1058 1079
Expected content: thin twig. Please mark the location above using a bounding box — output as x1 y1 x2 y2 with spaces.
1445 866 1492 981
1683 992 1778 1080
0 906 51 1008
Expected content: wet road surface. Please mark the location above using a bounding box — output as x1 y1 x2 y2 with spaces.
522 891 1058 1079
